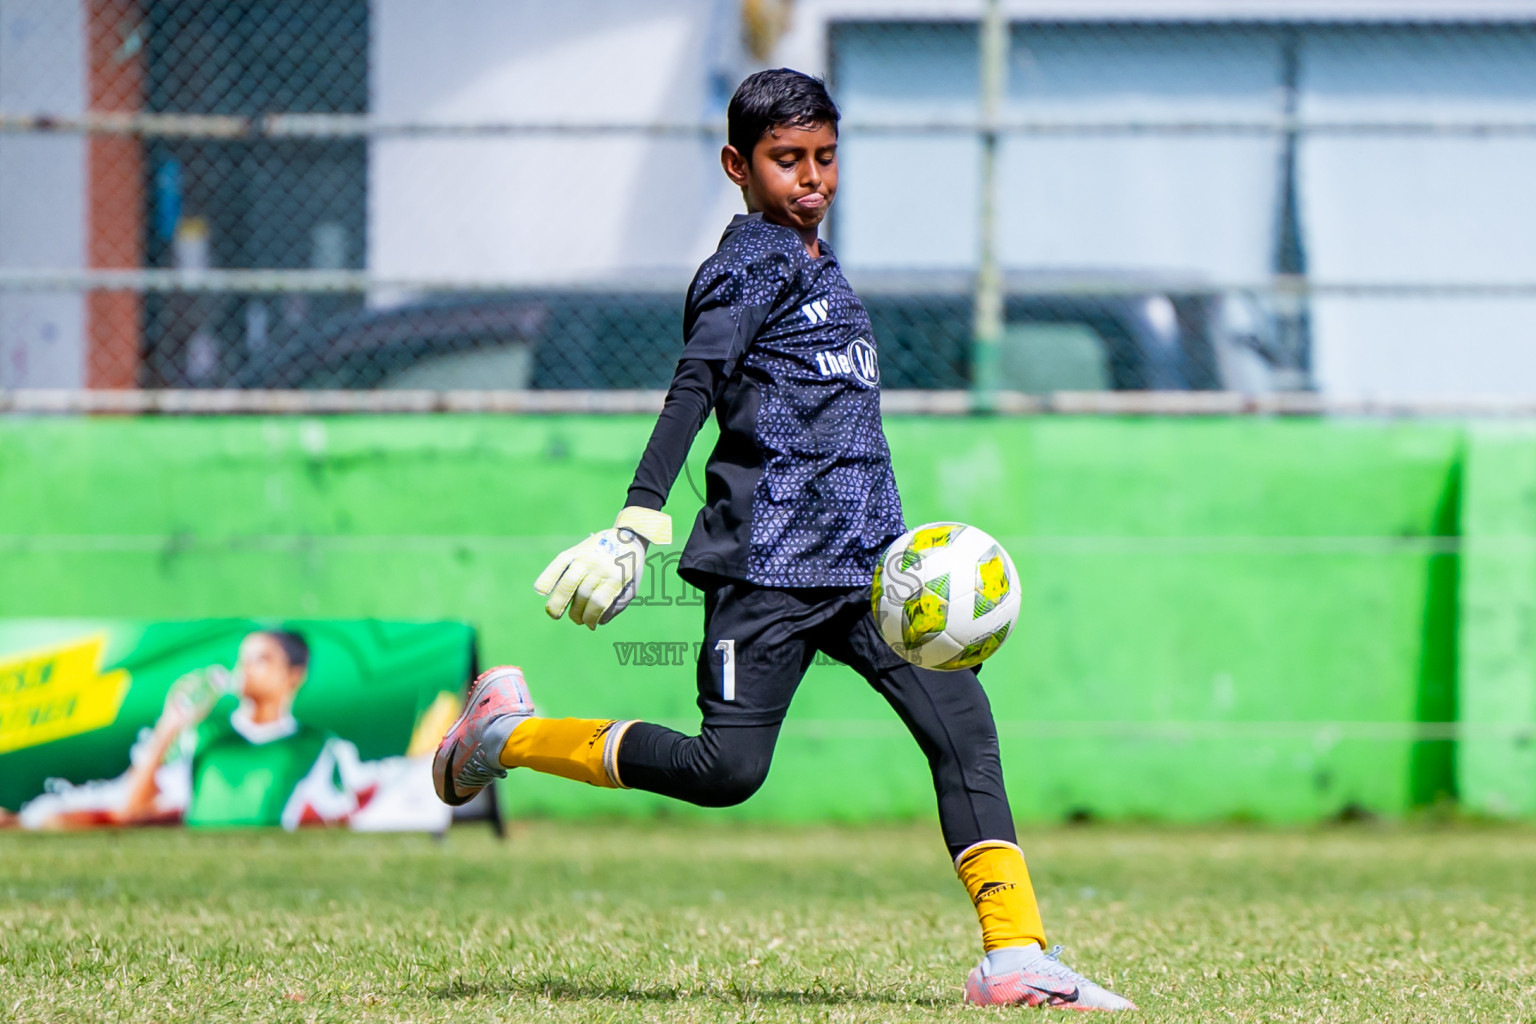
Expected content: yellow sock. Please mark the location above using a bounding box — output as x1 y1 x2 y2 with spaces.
498 717 635 788
955 840 1048 952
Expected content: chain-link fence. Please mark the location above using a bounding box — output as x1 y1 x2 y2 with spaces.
3 2 1536 398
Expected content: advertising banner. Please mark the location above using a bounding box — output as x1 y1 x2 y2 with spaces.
0 619 474 831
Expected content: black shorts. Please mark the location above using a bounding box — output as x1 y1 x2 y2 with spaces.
693 577 964 726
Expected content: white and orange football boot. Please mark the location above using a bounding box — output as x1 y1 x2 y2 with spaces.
965 944 1136 1012
432 666 535 806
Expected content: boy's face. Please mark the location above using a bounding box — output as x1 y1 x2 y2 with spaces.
237 633 305 704
722 120 838 238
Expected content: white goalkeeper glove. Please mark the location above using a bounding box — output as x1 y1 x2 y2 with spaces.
534 506 673 629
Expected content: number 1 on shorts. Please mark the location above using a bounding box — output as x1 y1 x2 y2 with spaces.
715 639 735 701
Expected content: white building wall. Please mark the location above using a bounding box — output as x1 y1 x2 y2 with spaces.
368 0 1536 396
802 2 1536 398
0 0 86 387
831 22 1286 280
369 0 750 291
1299 27 1536 398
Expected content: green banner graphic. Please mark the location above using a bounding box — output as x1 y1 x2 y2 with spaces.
0 619 474 831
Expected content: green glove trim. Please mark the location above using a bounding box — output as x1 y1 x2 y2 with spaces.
615 506 673 545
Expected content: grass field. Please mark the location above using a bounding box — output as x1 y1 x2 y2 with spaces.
2 820 1534 1023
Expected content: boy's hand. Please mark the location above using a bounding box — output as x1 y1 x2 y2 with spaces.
534 508 672 629
152 664 233 737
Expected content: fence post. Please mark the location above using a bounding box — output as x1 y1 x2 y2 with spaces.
971 0 1008 412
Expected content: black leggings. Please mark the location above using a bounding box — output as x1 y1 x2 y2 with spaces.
616 580 1016 858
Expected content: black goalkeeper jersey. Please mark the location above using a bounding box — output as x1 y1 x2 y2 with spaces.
626 213 906 588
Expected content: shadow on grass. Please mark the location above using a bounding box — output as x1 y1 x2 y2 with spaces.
433 976 953 1008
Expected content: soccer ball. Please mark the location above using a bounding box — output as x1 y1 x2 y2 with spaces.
872 522 1021 671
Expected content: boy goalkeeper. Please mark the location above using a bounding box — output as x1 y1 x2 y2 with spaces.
434 69 1133 1012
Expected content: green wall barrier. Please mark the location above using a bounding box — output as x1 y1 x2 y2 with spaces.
0 415 1464 823
1458 424 1536 817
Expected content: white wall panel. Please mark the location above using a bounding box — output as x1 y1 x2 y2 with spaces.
370 0 745 293
1300 27 1536 397
0 0 86 387
836 23 1283 280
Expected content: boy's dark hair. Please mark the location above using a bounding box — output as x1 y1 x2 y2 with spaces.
261 629 311 670
727 68 840 159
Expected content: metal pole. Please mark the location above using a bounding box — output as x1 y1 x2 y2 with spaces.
972 0 1007 412
1272 28 1313 390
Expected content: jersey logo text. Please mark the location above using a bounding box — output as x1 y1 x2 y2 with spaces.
849 338 879 385
813 338 880 387
801 299 830 324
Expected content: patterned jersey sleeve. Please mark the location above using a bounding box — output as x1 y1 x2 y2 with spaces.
679 249 794 375
623 249 793 511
